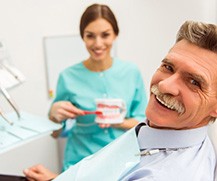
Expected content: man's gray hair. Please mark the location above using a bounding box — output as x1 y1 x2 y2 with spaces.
176 21 217 53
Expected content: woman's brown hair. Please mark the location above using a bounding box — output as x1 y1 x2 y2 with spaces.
80 4 119 38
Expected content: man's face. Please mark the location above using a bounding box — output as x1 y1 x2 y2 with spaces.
146 39 217 129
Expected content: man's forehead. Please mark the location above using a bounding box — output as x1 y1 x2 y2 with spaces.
170 40 217 58
167 40 217 66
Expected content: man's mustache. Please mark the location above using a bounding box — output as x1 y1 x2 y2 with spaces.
151 85 185 114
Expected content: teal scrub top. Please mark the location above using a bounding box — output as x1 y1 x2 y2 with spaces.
53 58 147 171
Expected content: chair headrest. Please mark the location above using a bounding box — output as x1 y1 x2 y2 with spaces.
208 120 217 181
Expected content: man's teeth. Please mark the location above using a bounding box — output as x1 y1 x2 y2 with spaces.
156 96 175 110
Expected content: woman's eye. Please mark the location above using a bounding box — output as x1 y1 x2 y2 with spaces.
102 33 110 38
86 34 94 39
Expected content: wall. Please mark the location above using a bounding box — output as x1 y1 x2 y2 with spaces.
0 0 216 116
0 0 216 172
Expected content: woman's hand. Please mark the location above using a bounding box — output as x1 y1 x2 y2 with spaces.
98 118 139 130
23 164 58 181
98 123 111 128
49 101 84 123
98 122 123 129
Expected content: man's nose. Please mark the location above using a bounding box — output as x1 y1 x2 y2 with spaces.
158 75 180 96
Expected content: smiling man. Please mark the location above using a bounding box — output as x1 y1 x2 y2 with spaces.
24 21 217 181
147 39 217 130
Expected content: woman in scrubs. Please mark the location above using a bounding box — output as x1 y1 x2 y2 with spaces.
49 3 147 172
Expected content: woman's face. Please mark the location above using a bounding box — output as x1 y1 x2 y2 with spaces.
83 18 117 62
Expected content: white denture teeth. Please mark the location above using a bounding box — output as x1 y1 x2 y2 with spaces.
101 109 120 116
156 96 175 111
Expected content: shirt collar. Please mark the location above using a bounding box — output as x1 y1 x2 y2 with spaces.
137 121 208 149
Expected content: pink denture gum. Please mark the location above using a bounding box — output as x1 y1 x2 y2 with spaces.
94 99 126 124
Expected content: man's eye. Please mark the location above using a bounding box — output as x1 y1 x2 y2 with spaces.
190 79 200 87
163 64 173 72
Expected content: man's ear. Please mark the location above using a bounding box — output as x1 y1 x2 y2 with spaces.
210 104 217 118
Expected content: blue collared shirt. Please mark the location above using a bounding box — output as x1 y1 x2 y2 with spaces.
121 124 216 181
54 123 216 181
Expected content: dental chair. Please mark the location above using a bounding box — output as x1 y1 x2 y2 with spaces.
208 120 217 181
